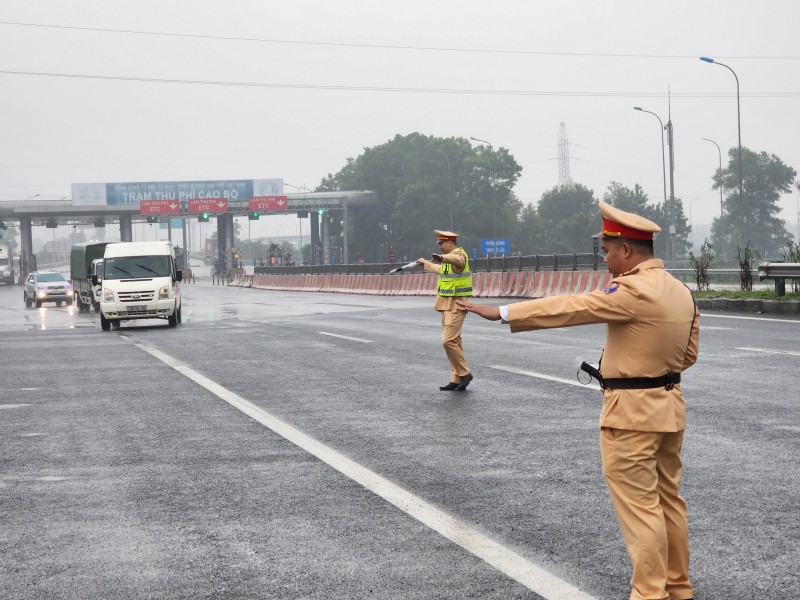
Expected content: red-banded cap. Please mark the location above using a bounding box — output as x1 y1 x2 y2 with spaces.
599 201 661 241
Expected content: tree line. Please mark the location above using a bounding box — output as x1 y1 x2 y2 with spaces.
315 132 797 264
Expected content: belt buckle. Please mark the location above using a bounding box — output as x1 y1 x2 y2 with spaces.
664 373 675 391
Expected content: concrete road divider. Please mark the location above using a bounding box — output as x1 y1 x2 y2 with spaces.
231 270 613 297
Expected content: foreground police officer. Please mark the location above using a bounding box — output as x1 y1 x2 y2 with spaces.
457 202 698 600
416 230 474 391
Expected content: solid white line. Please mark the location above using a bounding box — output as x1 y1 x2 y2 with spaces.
736 347 800 357
318 331 373 343
124 336 594 600
701 313 800 324
489 365 602 391
0 404 32 409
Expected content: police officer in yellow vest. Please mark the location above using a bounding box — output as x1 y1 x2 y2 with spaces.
416 230 474 391
456 202 698 600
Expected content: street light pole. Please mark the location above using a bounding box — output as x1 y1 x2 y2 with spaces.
469 137 497 248
285 183 312 264
701 137 724 217
700 56 744 237
633 107 672 266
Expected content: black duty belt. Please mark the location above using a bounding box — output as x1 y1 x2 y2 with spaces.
602 373 681 391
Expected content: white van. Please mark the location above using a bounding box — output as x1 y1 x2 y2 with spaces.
95 241 183 331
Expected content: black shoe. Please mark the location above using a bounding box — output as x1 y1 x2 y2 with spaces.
455 374 473 391
439 382 459 391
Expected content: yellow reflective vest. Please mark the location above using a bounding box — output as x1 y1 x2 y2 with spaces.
437 248 473 297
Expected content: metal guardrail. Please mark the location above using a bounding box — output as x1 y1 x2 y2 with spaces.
251 257 799 293
255 252 604 275
758 262 800 296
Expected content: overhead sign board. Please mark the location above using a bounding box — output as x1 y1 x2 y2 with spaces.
188 198 228 214
71 178 283 206
249 195 289 212
140 199 181 215
481 238 510 255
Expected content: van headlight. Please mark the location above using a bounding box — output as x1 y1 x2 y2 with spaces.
103 288 114 302
159 285 169 299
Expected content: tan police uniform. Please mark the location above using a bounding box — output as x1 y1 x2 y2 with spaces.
419 230 472 388
504 203 699 600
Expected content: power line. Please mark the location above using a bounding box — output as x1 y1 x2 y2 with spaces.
2 69 798 98
1 21 799 60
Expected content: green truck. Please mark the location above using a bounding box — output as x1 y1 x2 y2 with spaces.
70 242 113 313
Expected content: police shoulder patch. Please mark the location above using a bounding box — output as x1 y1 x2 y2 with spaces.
601 282 620 294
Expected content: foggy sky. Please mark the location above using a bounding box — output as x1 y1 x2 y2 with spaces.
2 0 799 243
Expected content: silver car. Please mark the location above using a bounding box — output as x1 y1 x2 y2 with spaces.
24 271 74 308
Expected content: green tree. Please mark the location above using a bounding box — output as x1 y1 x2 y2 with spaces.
710 147 796 259
536 184 598 253
0 224 19 256
318 133 522 262
512 202 546 255
603 182 690 262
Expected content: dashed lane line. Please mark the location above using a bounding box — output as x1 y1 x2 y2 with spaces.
700 313 800 324
736 347 800 357
318 331 374 343
489 365 602 391
123 335 595 600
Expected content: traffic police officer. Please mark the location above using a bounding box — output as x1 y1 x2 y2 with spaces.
457 202 699 600
416 230 474 391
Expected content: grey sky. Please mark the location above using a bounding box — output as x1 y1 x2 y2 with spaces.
2 0 799 243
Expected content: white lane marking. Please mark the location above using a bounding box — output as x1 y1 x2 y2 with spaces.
736 347 800 357
18 388 41 391
318 331 373 343
701 313 800 324
0 404 32 410
125 336 594 600
489 365 602 391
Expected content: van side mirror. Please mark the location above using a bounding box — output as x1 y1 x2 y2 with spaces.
175 270 183 282
90 275 99 286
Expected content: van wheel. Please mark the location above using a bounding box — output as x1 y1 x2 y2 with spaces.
94 303 101 314
168 311 178 327
177 306 182 324
24 293 32 308
35 298 42 308
100 314 111 331
66 298 73 306
56 300 63 307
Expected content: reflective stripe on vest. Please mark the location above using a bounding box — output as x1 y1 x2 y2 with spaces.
437 248 473 297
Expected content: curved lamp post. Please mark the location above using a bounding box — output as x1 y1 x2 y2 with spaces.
469 137 497 245
701 137 724 217
633 107 672 266
700 56 744 235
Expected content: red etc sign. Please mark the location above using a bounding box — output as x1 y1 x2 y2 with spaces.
249 195 288 212
188 198 228 213
140 199 181 215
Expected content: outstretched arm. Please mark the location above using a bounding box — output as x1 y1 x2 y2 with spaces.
456 299 502 321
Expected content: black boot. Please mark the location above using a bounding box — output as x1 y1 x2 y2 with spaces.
439 382 459 391
455 374 473 391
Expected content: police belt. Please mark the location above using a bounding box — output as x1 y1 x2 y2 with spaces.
601 373 681 391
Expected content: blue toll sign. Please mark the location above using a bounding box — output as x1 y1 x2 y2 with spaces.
481 239 510 255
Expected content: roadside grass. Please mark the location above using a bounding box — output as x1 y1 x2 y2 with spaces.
693 289 800 301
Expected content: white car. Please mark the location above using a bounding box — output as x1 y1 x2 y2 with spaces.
24 271 74 308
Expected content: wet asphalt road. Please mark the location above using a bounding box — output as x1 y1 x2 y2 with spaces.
1 274 799 599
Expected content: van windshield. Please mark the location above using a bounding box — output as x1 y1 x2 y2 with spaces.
104 256 171 280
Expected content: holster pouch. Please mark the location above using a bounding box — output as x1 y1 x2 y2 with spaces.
580 361 604 388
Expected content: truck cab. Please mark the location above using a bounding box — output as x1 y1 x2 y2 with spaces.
95 241 183 331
